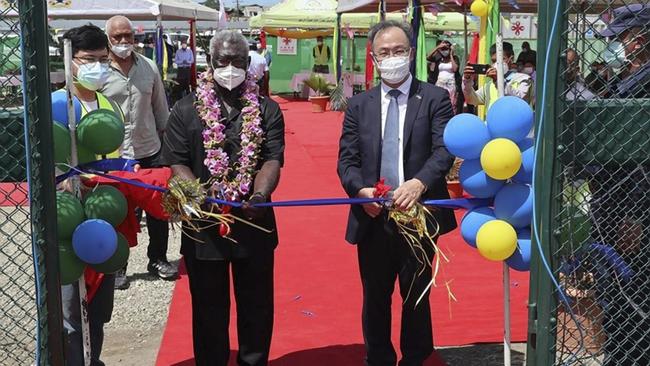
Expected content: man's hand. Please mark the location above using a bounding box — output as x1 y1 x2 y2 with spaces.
357 187 382 218
486 67 498 82
392 179 426 211
463 65 476 80
242 192 268 220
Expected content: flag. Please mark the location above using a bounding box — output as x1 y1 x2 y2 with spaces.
415 8 428 82
218 0 228 29
154 26 168 80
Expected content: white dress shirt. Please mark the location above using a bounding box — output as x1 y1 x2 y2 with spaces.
248 50 269 81
380 74 412 185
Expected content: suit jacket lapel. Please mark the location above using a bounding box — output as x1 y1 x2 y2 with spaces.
366 86 382 181
403 79 423 149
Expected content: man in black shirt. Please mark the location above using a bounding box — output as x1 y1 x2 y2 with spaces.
162 30 285 366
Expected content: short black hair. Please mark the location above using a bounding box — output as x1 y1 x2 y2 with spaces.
316 36 324 41
62 24 109 56
490 42 514 57
368 20 413 49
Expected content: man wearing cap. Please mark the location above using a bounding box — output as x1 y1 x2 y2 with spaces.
591 5 650 366
600 3 650 98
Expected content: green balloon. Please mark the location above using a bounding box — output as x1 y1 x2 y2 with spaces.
77 141 98 165
91 232 130 273
83 185 128 226
57 191 85 239
59 241 85 285
52 122 71 165
77 109 124 155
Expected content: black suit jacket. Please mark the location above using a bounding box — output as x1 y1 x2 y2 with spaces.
337 78 457 244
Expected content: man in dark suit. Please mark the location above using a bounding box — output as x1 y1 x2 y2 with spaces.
337 20 457 366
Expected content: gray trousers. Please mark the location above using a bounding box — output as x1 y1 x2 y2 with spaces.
61 274 115 366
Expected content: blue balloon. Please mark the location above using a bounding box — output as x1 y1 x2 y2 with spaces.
72 219 117 264
486 96 534 143
460 206 496 248
443 113 491 159
513 138 535 183
494 183 533 229
459 159 506 198
507 229 532 271
52 90 82 128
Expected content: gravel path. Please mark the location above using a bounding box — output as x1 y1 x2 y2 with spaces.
101 225 183 366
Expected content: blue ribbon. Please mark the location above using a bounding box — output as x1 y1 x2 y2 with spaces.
55 158 139 185
55 160 491 210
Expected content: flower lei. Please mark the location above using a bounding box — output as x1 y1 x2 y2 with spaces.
195 71 263 202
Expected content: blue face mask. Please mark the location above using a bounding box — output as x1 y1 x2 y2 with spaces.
75 61 111 91
603 41 628 69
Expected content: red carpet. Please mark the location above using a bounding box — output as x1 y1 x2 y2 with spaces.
0 182 28 206
156 100 530 366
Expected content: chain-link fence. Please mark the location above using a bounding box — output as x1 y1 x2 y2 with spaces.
0 1 36 364
530 1 650 365
1 1 64 364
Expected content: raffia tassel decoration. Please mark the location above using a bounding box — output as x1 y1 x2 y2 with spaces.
387 202 454 308
162 176 270 242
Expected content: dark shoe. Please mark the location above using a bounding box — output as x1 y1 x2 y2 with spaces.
147 259 178 280
114 266 130 290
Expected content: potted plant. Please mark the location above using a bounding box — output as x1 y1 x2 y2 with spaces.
303 74 333 113
446 157 464 198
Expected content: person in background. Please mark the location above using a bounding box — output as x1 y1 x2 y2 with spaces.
462 42 534 107
338 20 457 366
565 49 595 101
248 41 269 96
174 40 194 97
58 24 120 366
102 15 177 288
591 5 650 365
162 30 285 366
516 41 537 65
521 59 536 81
427 40 463 114
143 37 155 60
584 61 608 96
313 36 331 74
257 37 272 95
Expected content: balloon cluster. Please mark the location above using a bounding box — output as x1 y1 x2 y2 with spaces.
52 90 128 284
57 187 130 284
51 91 124 166
443 96 535 271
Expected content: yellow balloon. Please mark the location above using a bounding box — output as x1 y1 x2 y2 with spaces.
470 0 489 17
480 138 522 180
476 220 518 261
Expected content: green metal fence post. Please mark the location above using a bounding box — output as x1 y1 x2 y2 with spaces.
527 1 567 365
18 1 65 365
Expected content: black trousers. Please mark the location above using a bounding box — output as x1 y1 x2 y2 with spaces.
137 150 170 262
62 274 116 366
184 250 274 366
357 217 435 366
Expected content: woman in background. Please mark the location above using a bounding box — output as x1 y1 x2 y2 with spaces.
427 40 464 114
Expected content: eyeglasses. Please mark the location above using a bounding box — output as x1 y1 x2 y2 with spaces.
372 48 410 61
74 57 111 65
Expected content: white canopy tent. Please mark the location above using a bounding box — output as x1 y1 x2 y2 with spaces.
6 0 219 21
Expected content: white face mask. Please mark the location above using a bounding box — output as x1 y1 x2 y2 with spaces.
440 50 450 57
213 64 246 90
111 43 133 59
75 61 111 91
603 40 628 69
493 61 510 75
376 55 411 84
523 67 534 75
